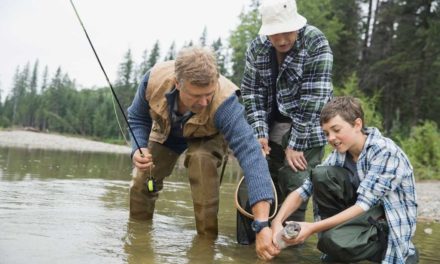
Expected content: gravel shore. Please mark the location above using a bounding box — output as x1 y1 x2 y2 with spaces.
0 130 131 154
0 130 438 222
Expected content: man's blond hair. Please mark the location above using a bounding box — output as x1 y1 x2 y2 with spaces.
175 46 219 87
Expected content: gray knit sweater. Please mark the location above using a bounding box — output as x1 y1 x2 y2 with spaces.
127 73 274 206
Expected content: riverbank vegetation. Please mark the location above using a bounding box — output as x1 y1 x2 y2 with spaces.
0 0 438 180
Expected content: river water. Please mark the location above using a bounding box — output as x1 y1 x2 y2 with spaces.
0 146 438 263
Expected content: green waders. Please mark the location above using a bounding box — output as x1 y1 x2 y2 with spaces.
130 142 180 220
184 134 227 237
269 141 324 221
312 166 419 263
312 166 390 263
129 134 226 237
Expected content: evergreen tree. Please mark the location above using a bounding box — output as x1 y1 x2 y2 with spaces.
211 38 228 76
116 49 134 87
229 0 260 85
41 67 78 132
199 26 208 46
114 49 137 137
134 49 149 87
327 0 362 86
10 64 30 125
360 0 440 130
23 60 41 127
297 0 343 45
30 60 39 94
41 66 49 93
164 41 176 61
148 41 161 68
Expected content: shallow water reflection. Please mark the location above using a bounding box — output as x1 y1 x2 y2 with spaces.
0 146 438 263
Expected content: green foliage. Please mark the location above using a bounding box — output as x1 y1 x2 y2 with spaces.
148 41 161 69
327 0 361 86
0 0 439 156
116 49 135 87
199 27 208 46
360 0 440 130
135 49 150 85
297 0 343 46
211 38 228 76
164 41 176 61
399 121 440 180
334 73 383 130
229 0 260 85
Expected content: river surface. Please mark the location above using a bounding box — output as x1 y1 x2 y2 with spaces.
0 146 438 263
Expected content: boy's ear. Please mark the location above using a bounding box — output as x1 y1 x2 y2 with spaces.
354 117 363 131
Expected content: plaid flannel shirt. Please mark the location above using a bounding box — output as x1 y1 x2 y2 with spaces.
241 25 333 151
298 127 418 263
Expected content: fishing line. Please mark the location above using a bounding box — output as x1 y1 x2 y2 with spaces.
234 176 278 219
69 0 143 155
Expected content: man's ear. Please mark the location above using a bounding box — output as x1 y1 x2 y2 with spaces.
174 77 180 90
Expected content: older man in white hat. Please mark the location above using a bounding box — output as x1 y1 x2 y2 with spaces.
240 0 333 249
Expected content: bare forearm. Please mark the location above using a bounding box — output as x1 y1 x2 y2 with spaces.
311 204 365 234
272 190 303 224
252 200 271 220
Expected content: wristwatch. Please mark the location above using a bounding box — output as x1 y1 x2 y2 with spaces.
251 220 269 233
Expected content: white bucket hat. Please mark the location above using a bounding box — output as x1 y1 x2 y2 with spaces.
258 0 307 35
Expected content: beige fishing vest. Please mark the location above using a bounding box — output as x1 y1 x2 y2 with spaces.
145 60 238 143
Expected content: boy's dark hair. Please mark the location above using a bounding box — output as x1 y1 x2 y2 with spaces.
320 96 365 129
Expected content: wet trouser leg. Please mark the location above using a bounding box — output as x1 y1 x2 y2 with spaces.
311 166 358 219
271 143 324 221
184 134 226 237
129 142 180 220
312 166 391 263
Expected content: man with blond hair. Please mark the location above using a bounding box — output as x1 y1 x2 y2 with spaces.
127 46 279 260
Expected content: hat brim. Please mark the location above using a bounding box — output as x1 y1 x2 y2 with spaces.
259 15 307 35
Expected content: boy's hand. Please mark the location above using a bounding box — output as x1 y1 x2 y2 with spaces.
271 220 284 249
283 222 313 246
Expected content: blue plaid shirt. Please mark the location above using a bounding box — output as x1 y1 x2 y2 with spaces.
298 127 418 263
241 25 333 151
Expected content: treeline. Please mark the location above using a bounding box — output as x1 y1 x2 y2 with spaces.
0 0 439 179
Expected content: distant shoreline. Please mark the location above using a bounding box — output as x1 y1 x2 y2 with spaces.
0 129 131 154
0 129 438 223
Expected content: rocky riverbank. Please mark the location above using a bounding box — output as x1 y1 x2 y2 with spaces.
0 130 131 154
0 129 438 222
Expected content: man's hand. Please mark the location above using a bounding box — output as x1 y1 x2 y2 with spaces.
252 201 279 260
256 226 280 261
258 138 271 157
132 147 154 171
285 148 307 172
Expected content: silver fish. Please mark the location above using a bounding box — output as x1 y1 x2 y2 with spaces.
275 221 301 249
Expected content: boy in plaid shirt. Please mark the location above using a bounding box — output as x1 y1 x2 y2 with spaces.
271 96 418 263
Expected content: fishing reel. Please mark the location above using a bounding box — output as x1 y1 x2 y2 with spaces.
145 176 157 192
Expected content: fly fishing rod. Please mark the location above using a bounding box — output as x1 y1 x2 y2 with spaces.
69 0 143 155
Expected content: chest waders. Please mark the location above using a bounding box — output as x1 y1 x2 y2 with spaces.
130 134 227 237
311 166 389 263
